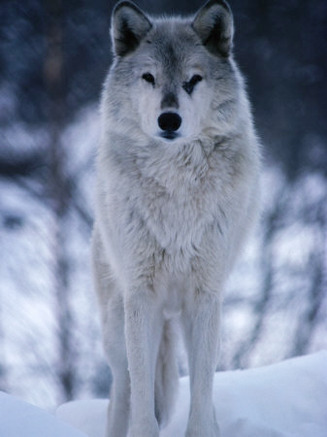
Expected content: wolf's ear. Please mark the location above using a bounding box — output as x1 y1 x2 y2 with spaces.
192 0 234 57
111 1 152 57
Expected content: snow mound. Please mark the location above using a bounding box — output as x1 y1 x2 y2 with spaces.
57 351 327 437
0 391 87 437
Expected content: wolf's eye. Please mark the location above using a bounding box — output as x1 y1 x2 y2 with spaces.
183 74 203 95
142 73 155 85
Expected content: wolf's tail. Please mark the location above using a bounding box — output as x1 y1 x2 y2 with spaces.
154 319 179 429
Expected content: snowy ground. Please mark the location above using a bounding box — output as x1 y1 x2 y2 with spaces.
1 351 326 437
0 391 86 437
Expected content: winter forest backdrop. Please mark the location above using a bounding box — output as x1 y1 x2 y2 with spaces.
0 0 326 410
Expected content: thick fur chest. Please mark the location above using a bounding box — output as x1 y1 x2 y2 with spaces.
136 177 214 251
98 134 257 278
116 141 233 256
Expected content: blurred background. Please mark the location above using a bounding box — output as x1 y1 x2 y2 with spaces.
0 0 326 410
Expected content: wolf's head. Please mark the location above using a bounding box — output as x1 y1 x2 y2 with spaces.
104 0 242 144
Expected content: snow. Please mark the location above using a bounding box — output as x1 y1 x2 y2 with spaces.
0 392 86 437
57 351 327 437
1 351 326 436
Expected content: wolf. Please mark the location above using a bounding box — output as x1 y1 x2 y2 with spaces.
92 0 261 436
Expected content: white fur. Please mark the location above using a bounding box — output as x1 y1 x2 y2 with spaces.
92 1 261 436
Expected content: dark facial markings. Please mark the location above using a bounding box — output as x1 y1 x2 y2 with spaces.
182 74 203 95
142 72 155 85
142 72 203 97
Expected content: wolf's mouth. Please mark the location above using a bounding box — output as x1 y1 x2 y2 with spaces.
160 131 179 140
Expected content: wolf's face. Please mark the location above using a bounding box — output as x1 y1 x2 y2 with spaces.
107 0 238 143
126 30 216 142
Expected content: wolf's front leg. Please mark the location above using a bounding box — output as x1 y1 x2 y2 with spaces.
124 288 162 437
92 232 130 437
183 291 221 437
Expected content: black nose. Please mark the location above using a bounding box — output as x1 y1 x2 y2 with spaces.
158 112 182 133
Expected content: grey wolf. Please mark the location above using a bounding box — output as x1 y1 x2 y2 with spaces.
92 1 261 436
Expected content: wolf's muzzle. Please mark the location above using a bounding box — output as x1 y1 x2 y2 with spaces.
158 112 182 140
